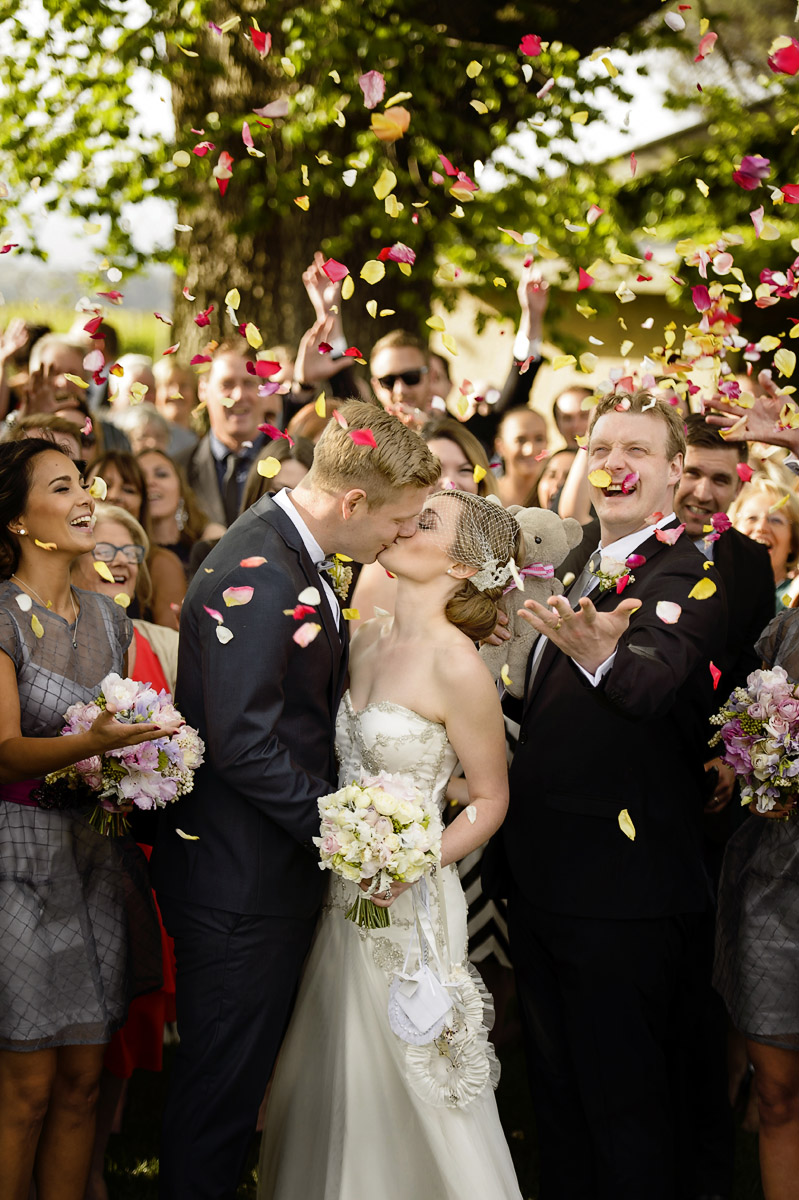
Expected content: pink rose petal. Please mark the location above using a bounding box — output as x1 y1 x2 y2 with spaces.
203 605 224 623
709 661 722 690
222 586 254 607
736 462 753 483
655 524 685 545
519 34 542 56
293 622 322 647
358 70 385 110
253 98 289 118
322 258 349 282
240 556 267 568
349 428 377 448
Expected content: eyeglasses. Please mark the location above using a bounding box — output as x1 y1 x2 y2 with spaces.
376 368 428 390
92 542 145 565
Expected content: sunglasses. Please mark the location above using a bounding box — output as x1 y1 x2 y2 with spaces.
92 542 145 565
376 368 428 390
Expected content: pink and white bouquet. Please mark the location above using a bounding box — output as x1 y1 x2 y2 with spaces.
314 771 442 928
38 673 204 835
709 665 799 814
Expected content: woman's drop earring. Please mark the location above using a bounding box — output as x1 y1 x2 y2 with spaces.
175 499 188 532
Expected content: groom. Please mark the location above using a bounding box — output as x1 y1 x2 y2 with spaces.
503 391 728 1199
152 399 439 1200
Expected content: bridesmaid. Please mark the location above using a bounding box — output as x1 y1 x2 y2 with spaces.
0 438 178 1200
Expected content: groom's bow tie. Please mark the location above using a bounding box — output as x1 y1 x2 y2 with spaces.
318 558 336 576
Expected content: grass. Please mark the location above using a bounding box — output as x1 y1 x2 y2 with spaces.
103 1031 764 1199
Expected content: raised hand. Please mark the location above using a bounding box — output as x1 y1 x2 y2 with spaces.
518 592 641 675
705 371 799 454
517 265 549 341
293 315 351 386
303 251 343 321
0 318 31 364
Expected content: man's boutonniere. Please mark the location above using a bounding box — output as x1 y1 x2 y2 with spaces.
591 552 646 594
328 554 354 602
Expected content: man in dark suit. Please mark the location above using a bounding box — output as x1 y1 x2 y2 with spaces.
176 341 281 527
152 400 439 1200
504 392 727 1199
672 415 774 1200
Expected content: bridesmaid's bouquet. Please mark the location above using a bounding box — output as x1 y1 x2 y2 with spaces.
710 665 799 814
37 673 205 835
315 771 442 928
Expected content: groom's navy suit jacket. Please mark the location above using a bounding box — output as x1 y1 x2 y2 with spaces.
503 525 727 919
151 494 347 919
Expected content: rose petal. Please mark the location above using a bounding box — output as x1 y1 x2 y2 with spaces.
654 524 685 544
322 258 349 282
203 605 224 623
736 462 753 483
240 556 267 567
709 661 722 690
618 808 636 840
222 586 254 607
358 69 386 110
216 625 234 644
298 586 321 606
293 622 321 647
688 577 717 599
656 600 682 624
349 428 377 448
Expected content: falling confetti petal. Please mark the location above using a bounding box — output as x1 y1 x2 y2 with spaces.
64 373 89 390
93 561 115 583
360 260 386 285
34 539 57 551
775 349 796 378
176 829 200 840
349 428 378 448
14 592 32 612
293 622 322 647
298 586 321 606
31 615 44 639
618 809 636 841
710 661 722 690
322 258 349 282
257 456 283 478
500 663 513 688
656 601 682 624
588 469 612 488
203 605 224 623
370 107 411 143
342 608 360 621
358 70 386 110
113 593 131 608
519 34 542 56
736 463 753 483
88 476 107 500
223 586 254 606
240 556 267 568
768 36 799 75
655 524 685 544
688 577 717 600
216 626 234 644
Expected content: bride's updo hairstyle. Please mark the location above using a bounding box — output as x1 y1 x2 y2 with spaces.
431 491 522 641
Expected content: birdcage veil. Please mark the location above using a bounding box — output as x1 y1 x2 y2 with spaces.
426 491 520 592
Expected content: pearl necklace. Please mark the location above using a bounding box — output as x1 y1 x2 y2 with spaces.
11 574 80 648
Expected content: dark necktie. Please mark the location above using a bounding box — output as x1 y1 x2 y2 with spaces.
222 453 241 526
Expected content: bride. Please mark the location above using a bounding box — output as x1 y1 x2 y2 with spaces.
258 489 524 1200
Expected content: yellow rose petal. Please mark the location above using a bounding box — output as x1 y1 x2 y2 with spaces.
552 355 577 371
618 809 636 841
172 151 191 168
113 592 131 608
245 323 263 349
571 111 589 125
342 608 360 621
441 333 458 356
366 300 377 318
257 457 282 479
94 561 115 583
64 373 89 389
88 476 107 500
426 315 446 331
588 468 612 488
466 60 482 78
473 465 487 485
314 393 326 418
341 275 354 300
373 168 397 200
500 663 513 688
294 195 309 211
34 539 57 550
360 260 386 285
775 349 796 379
688 577 717 600
31 614 44 639
225 288 241 309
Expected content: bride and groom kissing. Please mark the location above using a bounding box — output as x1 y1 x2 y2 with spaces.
152 394 727 1200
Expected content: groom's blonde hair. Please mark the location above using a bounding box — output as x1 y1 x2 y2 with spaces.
308 400 439 506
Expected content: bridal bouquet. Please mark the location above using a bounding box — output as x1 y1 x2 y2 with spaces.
36 673 205 836
314 772 442 928
709 665 799 815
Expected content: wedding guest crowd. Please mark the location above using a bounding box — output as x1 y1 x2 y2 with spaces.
2 247 799 1200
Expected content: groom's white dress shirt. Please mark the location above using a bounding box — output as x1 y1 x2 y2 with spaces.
273 487 340 628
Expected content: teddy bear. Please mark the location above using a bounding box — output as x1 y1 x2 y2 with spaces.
479 505 583 699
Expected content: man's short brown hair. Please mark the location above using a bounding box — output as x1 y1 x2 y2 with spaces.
308 400 439 506
588 390 686 462
370 330 429 370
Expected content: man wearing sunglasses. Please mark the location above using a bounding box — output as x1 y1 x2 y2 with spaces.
369 330 433 422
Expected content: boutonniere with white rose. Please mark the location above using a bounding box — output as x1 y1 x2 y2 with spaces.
591 552 646 595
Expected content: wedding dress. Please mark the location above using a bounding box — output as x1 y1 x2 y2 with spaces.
258 691 523 1199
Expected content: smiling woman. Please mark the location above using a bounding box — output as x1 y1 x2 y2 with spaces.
729 474 799 606
0 439 169 1200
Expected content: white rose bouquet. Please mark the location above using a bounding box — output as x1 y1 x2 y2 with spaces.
314 771 442 928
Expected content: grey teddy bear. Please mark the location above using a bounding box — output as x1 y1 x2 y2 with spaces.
479 505 583 699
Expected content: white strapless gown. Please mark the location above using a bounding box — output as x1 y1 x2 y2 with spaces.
257 692 523 1200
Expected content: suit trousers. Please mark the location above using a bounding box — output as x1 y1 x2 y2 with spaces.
157 896 318 1200
508 892 703 1200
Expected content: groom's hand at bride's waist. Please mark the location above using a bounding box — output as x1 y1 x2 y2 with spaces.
519 593 641 677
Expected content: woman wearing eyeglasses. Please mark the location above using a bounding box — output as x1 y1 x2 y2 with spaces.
71 502 178 1200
